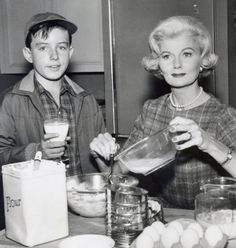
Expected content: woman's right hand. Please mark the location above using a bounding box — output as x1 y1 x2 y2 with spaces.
90 132 119 160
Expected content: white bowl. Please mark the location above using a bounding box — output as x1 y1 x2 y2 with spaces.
58 234 115 248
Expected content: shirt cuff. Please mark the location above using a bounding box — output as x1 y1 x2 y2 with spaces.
221 148 233 166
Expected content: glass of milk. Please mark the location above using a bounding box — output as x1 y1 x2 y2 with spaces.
44 118 69 142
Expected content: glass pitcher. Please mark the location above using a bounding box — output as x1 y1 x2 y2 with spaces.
195 188 236 239
115 128 176 176
200 176 236 192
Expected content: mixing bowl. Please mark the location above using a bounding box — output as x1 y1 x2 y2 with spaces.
66 173 107 217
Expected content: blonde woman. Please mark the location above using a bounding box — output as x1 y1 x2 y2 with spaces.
90 16 236 209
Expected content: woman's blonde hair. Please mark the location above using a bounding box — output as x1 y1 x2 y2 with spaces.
142 16 218 78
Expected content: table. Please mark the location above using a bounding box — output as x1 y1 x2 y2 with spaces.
0 208 236 247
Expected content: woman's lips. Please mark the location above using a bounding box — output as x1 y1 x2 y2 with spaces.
172 73 186 78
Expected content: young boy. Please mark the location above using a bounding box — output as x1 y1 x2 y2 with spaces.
0 12 105 176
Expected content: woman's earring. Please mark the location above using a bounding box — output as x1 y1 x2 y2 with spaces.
200 66 203 72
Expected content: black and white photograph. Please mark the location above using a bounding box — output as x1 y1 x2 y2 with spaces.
0 1 236 248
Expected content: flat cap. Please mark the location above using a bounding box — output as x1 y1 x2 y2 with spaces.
24 12 78 43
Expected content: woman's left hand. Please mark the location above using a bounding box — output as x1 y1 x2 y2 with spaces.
169 116 211 152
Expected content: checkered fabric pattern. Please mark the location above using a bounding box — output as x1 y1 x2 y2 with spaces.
35 78 82 174
122 94 236 209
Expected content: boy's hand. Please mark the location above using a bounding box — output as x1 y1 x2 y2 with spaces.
40 133 67 159
90 132 119 160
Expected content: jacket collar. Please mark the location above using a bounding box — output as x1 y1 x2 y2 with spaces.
13 69 85 95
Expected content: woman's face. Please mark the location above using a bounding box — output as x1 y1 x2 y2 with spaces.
158 33 202 88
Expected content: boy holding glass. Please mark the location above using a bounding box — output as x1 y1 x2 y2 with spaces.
0 12 105 176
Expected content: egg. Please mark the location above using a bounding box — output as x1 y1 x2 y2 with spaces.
143 226 160 242
136 232 154 248
161 226 180 248
151 221 165 236
180 228 200 248
228 222 236 239
205 225 223 246
187 222 204 238
168 220 184 235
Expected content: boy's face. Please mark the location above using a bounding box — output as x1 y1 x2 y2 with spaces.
158 33 202 88
23 27 73 82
